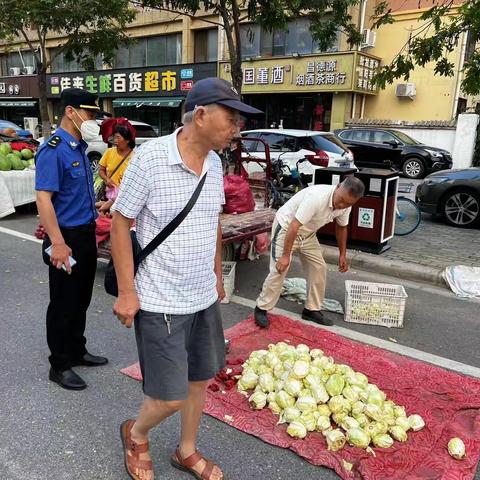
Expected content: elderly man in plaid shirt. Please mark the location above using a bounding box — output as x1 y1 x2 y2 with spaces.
110 78 262 480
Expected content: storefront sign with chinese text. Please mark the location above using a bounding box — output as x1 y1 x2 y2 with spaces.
0 75 39 98
356 55 380 92
220 53 380 95
46 63 216 98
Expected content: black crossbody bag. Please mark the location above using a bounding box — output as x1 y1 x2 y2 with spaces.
104 173 207 296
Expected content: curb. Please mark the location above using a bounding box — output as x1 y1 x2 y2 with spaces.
322 245 446 287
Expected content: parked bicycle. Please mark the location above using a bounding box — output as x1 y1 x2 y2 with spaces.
394 182 421 236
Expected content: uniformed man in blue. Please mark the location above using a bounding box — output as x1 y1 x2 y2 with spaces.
36 88 108 390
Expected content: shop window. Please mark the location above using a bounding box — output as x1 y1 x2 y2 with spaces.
194 29 218 62
240 24 261 59
50 48 102 73
1 50 37 75
129 40 147 68
240 18 339 59
147 34 182 66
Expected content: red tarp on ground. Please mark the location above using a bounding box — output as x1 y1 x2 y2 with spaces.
121 314 480 479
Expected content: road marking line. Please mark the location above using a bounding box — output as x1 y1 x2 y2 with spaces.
229 294 480 379
0 226 42 244
0 226 110 263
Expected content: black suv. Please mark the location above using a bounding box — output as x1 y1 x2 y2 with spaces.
334 128 452 179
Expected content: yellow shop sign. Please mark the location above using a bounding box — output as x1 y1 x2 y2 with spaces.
219 52 380 95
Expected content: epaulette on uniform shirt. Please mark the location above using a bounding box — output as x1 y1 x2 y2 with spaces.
47 136 62 148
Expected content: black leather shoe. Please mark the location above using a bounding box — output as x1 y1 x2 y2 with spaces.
49 368 87 390
302 308 333 326
73 353 109 367
254 306 270 328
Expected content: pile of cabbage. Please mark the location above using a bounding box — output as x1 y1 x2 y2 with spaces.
237 342 425 452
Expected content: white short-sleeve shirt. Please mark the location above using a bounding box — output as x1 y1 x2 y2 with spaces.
111 128 225 314
276 184 351 235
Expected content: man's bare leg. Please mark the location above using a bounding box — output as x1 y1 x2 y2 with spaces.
129 397 185 480
178 380 223 480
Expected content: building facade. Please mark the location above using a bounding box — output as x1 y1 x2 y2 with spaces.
0 0 472 134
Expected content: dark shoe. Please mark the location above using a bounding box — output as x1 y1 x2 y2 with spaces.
49 368 87 390
73 353 109 367
302 308 333 326
254 306 270 328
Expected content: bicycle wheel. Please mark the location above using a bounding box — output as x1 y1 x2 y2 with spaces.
394 197 421 236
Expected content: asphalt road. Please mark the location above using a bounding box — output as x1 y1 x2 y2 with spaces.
0 211 479 480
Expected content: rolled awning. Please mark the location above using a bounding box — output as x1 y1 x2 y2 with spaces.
0 100 37 107
113 97 183 108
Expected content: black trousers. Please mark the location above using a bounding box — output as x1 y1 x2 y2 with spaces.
43 223 97 371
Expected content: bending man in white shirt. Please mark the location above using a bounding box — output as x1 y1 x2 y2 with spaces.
254 176 365 328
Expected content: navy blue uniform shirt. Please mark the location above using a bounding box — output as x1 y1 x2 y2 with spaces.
35 128 97 228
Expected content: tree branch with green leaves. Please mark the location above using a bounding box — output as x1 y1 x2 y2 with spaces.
373 0 480 97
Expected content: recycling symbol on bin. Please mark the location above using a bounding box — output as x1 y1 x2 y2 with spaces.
362 212 371 221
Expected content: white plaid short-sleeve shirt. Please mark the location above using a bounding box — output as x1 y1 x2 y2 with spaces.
111 128 225 314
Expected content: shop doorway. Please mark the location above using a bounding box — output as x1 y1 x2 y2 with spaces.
243 93 332 131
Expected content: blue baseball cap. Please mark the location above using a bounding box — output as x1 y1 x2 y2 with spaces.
185 78 263 115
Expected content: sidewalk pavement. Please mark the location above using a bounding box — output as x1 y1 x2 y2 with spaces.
322 215 480 287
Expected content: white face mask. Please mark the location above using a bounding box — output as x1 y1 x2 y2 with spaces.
72 109 100 142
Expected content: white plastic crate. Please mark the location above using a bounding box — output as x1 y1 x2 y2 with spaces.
221 261 236 304
344 280 408 328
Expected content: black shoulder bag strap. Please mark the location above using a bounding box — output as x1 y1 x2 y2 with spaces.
134 172 207 269
110 149 132 179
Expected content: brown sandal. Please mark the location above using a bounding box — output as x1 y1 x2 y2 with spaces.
171 447 224 480
120 419 154 480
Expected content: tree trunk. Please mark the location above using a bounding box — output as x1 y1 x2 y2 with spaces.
38 67 52 138
218 0 243 94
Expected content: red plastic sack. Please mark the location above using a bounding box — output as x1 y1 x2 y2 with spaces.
223 175 255 214
255 233 269 254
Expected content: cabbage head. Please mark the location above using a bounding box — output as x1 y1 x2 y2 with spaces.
448 438 466 460
325 374 345 397
311 383 329 404
372 433 394 449
258 373 275 393
342 386 360 403
324 429 346 452
328 395 350 414
280 406 301 424
296 395 317 413
299 412 317 432
408 414 425 432
275 390 295 409
316 415 331 432
284 377 302 397
287 421 307 439
249 391 267 410
292 360 310 379
389 426 408 442
347 427 371 449
317 404 331 417
364 404 383 421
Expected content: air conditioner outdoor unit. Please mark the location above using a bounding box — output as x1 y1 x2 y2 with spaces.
24 65 35 75
10 67 21 76
396 83 416 99
362 29 376 49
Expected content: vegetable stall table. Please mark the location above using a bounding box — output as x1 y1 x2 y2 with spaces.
0 169 36 219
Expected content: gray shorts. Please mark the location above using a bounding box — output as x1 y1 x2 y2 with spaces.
134 302 225 401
